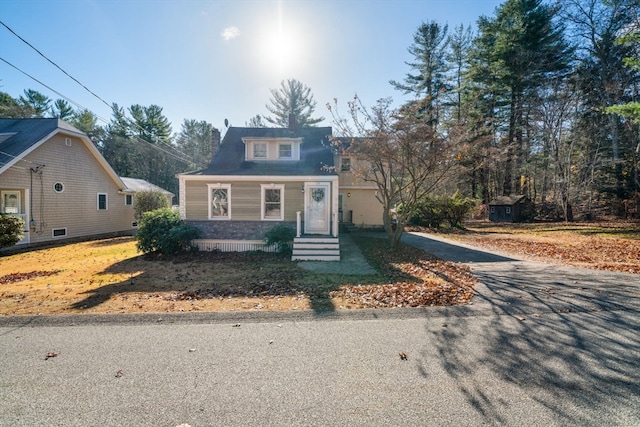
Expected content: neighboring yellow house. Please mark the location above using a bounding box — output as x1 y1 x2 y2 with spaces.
0 118 137 247
335 152 384 229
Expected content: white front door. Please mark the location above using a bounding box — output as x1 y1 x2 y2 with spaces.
304 183 330 235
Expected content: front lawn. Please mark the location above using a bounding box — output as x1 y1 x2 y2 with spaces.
0 235 476 316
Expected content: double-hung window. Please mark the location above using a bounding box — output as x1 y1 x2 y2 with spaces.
253 143 267 159
261 184 284 220
208 184 231 220
278 144 292 159
97 193 108 210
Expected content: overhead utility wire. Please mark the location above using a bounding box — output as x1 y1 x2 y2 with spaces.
0 57 112 124
0 57 195 166
1 22 197 165
0 20 111 109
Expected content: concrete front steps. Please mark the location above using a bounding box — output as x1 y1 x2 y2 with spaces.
291 236 340 261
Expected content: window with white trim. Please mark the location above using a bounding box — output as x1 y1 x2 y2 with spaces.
208 184 231 220
261 184 284 220
97 193 108 210
253 143 267 159
52 228 67 237
278 143 292 159
125 194 133 205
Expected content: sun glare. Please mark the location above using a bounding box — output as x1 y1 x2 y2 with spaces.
259 0 302 76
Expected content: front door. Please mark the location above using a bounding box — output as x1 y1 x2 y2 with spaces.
304 183 330 235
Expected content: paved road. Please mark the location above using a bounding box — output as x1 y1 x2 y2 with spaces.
0 232 639 426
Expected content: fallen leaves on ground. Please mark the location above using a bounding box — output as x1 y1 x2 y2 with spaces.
0 270 62 285
409 222 640 274
330 235 476 308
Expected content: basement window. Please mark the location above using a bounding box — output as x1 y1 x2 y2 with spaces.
52 228 67 238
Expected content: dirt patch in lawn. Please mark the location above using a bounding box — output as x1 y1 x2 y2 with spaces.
0 235 476 316
411 221 640 274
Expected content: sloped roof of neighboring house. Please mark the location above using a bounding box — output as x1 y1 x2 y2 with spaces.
0 118 124 188
489 195 527 206
186 126 335 176
120 177 174 196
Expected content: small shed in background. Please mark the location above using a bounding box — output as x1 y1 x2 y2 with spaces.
489 195 532 222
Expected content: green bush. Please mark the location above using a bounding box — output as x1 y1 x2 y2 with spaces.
136 208 200 255
0 214 25 248
264 224 296 254
442 192 476 228
410 193 476 228
133 190 170 221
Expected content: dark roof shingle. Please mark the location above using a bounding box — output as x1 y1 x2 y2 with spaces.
190 126 335 176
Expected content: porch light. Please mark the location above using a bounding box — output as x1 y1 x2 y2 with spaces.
301 185 305 193
29 219 36 231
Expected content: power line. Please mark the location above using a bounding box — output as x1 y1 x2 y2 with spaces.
0 22 197 166
0 57 112 124
0 20 111 109
0 58 196 166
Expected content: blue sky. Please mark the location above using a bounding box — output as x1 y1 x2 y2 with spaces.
1 0 504 134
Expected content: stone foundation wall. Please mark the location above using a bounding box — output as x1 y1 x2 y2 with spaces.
187 220 296 240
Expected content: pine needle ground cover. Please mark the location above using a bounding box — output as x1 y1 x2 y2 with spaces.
0 235 475 316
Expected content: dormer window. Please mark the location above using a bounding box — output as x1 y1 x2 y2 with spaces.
243 137 302 161
253 143 267 159
278 143 292 159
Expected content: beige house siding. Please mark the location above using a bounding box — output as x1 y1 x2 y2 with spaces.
335 154 383 227
340 188 383 227
182 180 305 221
0 133 134 244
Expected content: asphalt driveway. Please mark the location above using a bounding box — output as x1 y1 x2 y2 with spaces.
402 231 640 316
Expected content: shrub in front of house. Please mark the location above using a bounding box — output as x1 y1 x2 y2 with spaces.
264 224 296 254
0 214 25 249
133 190 170 221
136 208 200 255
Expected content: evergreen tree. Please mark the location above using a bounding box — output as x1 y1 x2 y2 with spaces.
468 0 571 195
175 119 217 169
51 99 74 120
18 89 50 117
264 79 324 127
390 21 450 124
